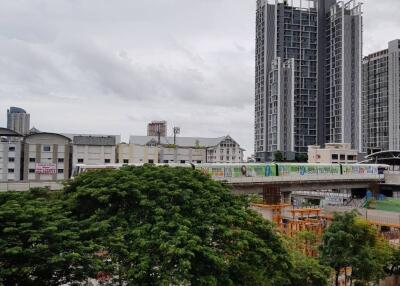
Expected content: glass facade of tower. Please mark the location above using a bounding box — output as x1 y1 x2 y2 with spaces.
324 1 362 149
362 40 400 153
255 1 267 156
362 50 389 153
255 0 362 162
277 3 318 154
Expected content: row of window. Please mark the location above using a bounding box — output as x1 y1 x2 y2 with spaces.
28 169 64 174
29 158 65 163
7 168 65 174
3 156 65 163
6 145 65 153
331 154 357 160
77 158 110 164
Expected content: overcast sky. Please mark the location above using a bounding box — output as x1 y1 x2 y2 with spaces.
1 0 399 156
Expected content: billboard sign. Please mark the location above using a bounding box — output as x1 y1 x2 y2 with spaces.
35 163 57 174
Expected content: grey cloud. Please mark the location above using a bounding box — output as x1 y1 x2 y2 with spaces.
0 0 398 155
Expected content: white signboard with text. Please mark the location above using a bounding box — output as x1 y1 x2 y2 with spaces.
35 163 57 174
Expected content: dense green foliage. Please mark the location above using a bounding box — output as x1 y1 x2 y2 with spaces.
320 211 392 286
286 232 331 286
64 165 293 285
0 189 97 285
273 151 285 162
295 154 308 163
0 165 332 285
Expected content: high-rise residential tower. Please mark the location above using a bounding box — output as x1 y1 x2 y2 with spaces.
255 0 362 162
7 107 30 135
362 40 400 153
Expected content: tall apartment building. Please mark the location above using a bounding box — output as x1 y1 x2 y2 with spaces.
362 40 400 152
255 0 362 162
147 121 167 137
362 49 389 153
7 107 30 135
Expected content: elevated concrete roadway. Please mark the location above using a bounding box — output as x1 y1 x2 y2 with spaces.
218 174 384 194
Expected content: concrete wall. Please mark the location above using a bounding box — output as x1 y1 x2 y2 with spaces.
117 144 159 164
0 181 63 192
73 145 116 167
159 147 206 164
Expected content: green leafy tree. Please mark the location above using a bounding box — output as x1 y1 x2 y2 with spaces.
273 151 285 162
285 233 331 286
295 154 308 163
320 211 391 286
0 166 337 285
290 252 331 286
63 165 294 285
0 189 97 285
386 247 400 275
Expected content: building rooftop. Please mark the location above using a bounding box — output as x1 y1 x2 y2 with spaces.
8 107 27 114
129 135 242 149
0 127 23 137
308 143 354 151
63 133 121 143
73 135 116 146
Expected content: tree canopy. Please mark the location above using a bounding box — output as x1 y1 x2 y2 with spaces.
273 151 285 162
0 165 320 285
319 211 391 286
0 188 96 285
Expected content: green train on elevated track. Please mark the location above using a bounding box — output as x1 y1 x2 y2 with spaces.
195 163 388 179
73 163 388 179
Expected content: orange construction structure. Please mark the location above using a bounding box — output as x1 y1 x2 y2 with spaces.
252 203 290 225
252 203 326 256
252 204 325 235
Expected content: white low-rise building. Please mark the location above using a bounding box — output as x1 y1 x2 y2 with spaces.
117 143 159 164
0 128 23 182
205 136 244 163
72 135 117 167
158 147 206 164
128 135 244 164
23 132 72 181
308 143 359 164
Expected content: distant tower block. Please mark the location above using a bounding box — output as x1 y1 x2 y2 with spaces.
7 107 30 135
147 121 167 137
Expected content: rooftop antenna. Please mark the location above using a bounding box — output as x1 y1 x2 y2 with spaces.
173 127 181 145
157 125 161 145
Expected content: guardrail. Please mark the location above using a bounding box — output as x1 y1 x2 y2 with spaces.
291 191 351 198
323 206 400 226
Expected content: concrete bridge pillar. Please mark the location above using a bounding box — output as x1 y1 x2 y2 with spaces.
282 192 291 204
263 185 282 205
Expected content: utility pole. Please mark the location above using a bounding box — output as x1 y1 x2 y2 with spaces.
157 125 161 145
173 127 180 145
